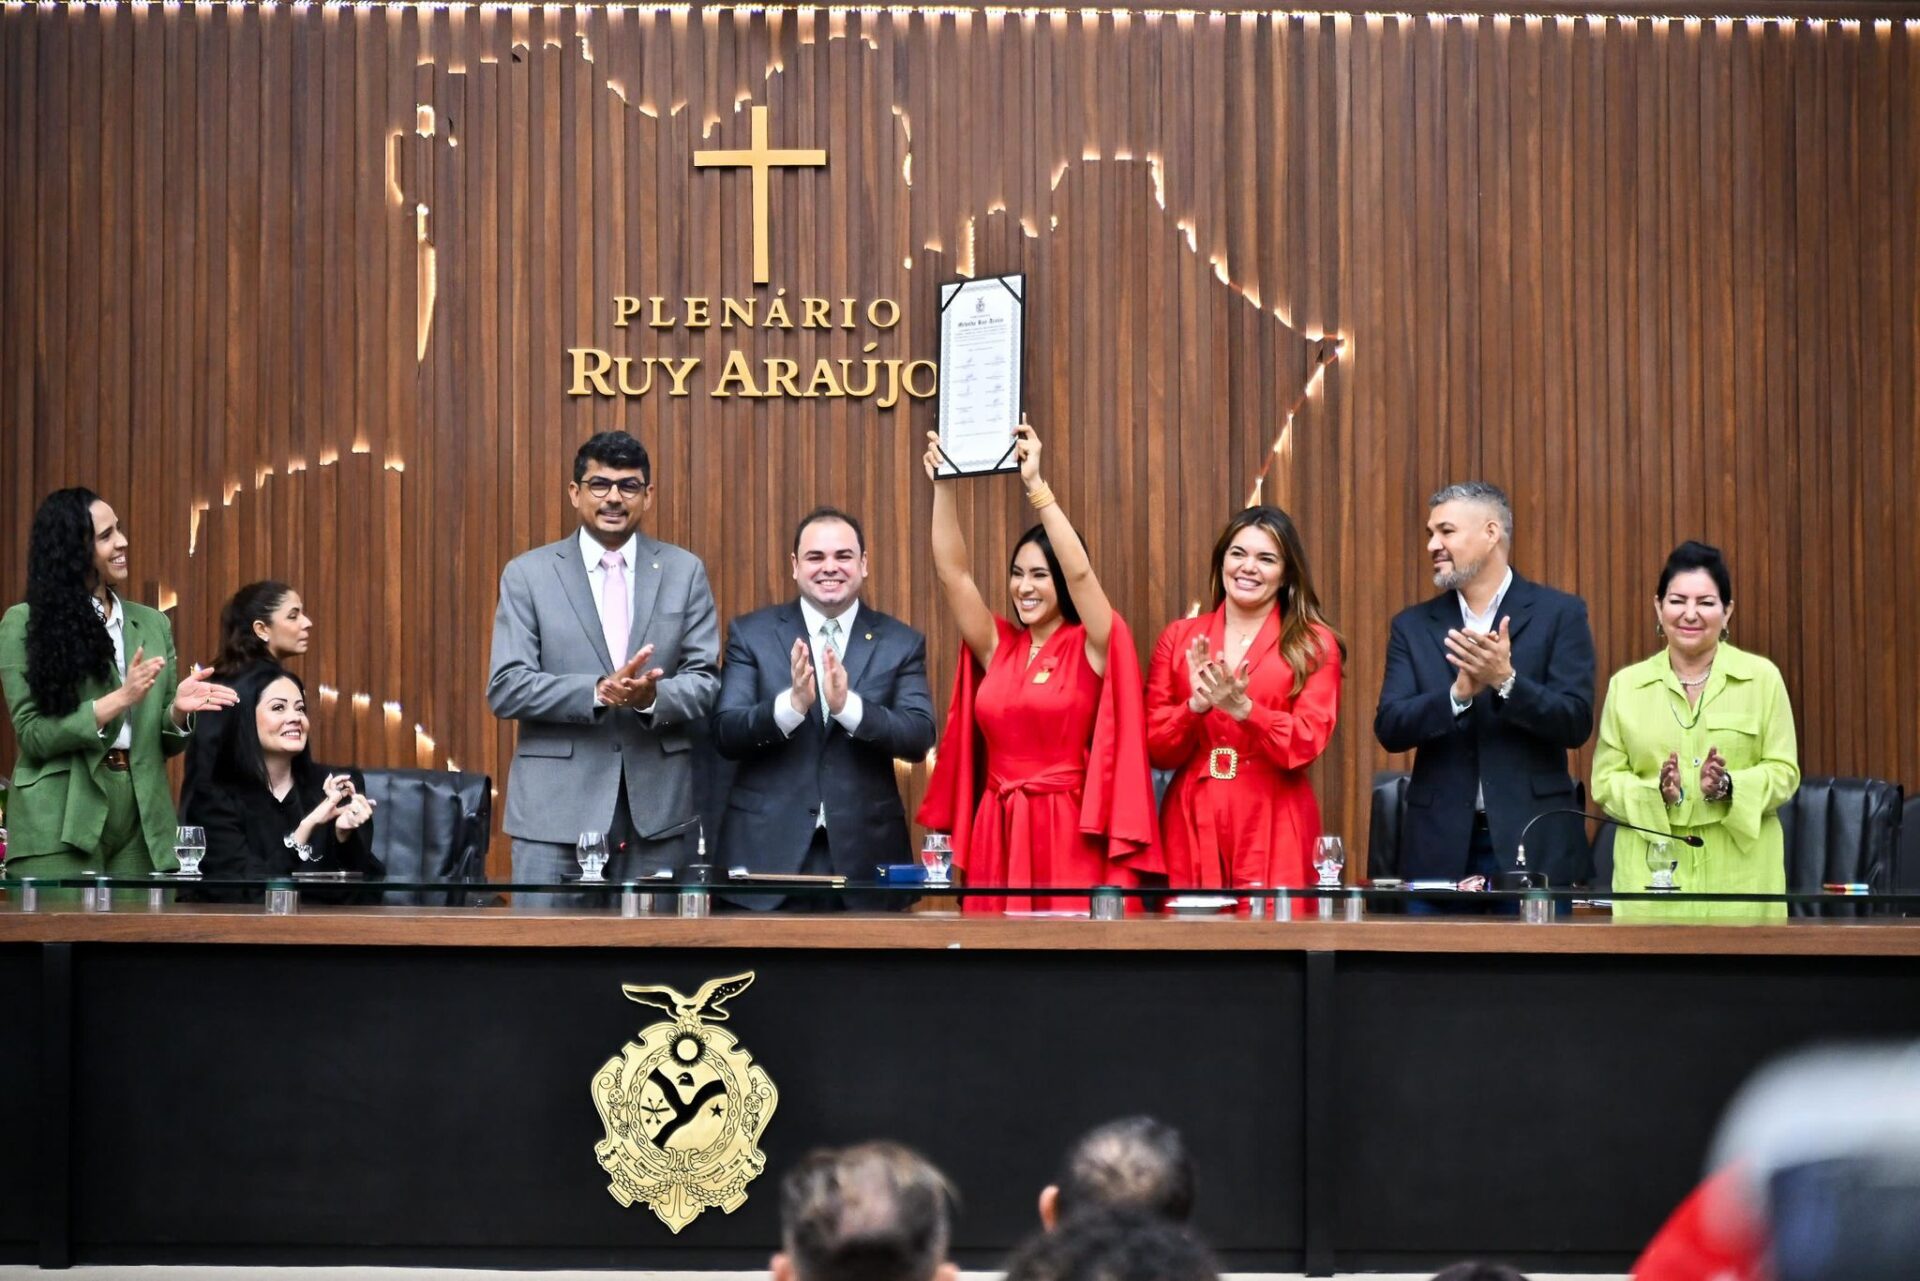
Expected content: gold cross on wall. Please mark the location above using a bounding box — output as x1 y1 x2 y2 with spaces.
694 105 827 286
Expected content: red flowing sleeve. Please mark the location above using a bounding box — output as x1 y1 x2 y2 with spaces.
1079 613 1164 874
1145 616 1206 770
1240 623 1344 771
915 617 1020 873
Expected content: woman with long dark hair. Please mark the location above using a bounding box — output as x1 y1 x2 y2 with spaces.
179 580 314 814
915 423 1160 910
0 488 236 875
1146 506 1345 894
182 665 380 882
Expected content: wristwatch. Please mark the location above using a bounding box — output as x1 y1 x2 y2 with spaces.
1494 672 1517 700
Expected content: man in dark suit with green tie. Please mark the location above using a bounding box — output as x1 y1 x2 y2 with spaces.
713 507 937 909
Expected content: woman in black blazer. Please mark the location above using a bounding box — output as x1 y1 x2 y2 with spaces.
183 665 381 881
179 581 315 817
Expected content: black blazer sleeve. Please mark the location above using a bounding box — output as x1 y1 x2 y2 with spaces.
1491 597 1595 749
1373 612 1461 752
712 622 785 759
846 630 936 762
191 783 284 881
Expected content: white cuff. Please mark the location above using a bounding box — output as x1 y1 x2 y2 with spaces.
773 689 806 737
1450 692 1473 717
832 690 865 734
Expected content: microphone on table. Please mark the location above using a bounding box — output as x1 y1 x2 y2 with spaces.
1514 808 1704 881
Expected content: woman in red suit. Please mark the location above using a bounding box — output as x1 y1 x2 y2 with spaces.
916 422 1160 911
1147 505 1344 895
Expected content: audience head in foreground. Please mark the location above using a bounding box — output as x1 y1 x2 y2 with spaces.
1039 1115 1194 1230
1006 1209 1218 1281
774 1142 956 1281
1428 1265 1530 1281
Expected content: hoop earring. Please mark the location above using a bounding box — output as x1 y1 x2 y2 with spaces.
1655 621 1666 639
1719 625 1730 642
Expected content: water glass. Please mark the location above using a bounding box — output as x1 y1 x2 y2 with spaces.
1313 835 1346 888
1645 838 1678 891
920 833 954 885
175 825 206 876
576 831 611 884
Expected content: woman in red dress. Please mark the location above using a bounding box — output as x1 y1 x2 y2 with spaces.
1147 506 1343 895
915 422 1159 911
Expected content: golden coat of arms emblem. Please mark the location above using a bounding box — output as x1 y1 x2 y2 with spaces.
590 971 780 1232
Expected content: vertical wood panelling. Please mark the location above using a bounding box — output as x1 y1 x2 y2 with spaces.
3 5 1918 877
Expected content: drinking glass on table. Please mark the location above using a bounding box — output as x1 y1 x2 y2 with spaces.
576 831 611 884
920 833 953 885
1645 838 1678 891
175 825 206 876
1313 835 1345 888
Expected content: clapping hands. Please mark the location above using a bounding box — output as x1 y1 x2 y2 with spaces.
1699 746 1731 802
598 644 665 711
172 663 240 723
788 638 849 717
305 773 377 843
1185 635 1253 721
1444 617 1514 703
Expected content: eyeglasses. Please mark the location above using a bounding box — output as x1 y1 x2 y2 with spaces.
583 477 648 498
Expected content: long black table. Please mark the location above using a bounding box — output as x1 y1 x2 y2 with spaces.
4 908 1919 1274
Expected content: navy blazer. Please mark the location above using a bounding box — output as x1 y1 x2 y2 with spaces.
1373 572 1596 884
711 601 936 902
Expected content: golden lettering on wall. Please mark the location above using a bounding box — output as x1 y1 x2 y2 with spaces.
590 973 780 1233
565 98 932 405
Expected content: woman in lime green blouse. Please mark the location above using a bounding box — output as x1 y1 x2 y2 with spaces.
1591 541 1799 921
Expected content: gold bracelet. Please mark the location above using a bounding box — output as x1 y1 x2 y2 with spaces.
1027 482 1056 510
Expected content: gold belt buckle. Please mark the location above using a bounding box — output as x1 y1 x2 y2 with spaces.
1208 747 1239 780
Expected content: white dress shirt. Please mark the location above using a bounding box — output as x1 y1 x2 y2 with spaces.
773 598 866 832
94 593 132 751
1449 566 1513 811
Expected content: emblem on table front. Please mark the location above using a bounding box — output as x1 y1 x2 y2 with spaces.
591 971 779 1231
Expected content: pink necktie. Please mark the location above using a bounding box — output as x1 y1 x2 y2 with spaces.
600 549 629 663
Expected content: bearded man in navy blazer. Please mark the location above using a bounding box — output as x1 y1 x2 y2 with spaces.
1374 482 1596 888
713 507 937 909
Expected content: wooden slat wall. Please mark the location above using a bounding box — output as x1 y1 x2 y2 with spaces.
4 4 1918 876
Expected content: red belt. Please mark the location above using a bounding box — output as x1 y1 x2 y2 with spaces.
987 767 1083 797
103 748 131 772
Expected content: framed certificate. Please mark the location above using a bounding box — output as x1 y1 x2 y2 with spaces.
932 273 1025 477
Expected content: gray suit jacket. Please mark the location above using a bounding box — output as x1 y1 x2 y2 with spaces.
487 532 720 845
711 600 936 884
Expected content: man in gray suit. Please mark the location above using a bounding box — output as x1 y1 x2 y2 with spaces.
713 507 936 909
488 431 720 897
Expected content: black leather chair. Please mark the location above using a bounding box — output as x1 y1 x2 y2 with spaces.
1595 777 1903 913
359 768 493 906
1781 776 1903 918
1373 769 1589 884
1367 770 1411 881
1900 793 1920 903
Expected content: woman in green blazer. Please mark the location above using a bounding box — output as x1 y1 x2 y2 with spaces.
1591 541 1800 921
0 488 236 878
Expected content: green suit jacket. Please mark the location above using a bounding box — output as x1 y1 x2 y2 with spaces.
0 601 191 867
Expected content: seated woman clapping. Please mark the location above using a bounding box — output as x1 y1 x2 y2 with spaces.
182 666 383 882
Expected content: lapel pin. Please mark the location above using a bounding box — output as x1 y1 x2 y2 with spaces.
652 562 660 571
864 632 873 641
